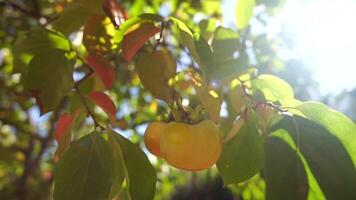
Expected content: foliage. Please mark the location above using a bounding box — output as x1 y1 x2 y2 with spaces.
0 0 355 199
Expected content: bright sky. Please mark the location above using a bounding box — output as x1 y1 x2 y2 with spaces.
223 0 356 94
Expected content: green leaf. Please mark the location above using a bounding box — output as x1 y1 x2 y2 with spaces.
271 115 356 199
198 18 217 40
54 132 115 200
212 26 240 63
252 74 297 106
77 0 104 15
12 27 70 74
52 3 91 36
24 49 75 114
135 51 176 102
107 133 126 199
236 0 256 29
194 34 215 73
109 131 156 200
269 129 325 200
217 115 264 184
296 101 356 167
169 17 201 66
211 55 249 80
264 135 309 200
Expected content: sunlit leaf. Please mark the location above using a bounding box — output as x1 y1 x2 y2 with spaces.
122 23 160 61
217 115 264 184
109 131 156 200
89 91 117 124
114 13 163 44
54 132 115 200
236 0 256 29
135 50 176 102
252 74 297 106
86 53 116 89
271 115 356 199
83 15 115 54
24 49 75 114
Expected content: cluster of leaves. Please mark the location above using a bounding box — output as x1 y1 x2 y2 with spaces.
0 0 355 199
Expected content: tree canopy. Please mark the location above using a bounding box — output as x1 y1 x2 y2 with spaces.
0 0 355 199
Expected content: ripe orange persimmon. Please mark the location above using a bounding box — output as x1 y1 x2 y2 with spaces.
144 122 167 157
160 120 222 171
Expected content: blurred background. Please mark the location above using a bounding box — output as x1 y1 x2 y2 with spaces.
0 0 355 199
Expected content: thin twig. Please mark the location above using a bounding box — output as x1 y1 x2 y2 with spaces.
74 86 104 129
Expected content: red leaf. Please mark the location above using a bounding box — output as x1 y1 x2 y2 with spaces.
102 0 128 27
86 53 116 89
54 112 78 144
89 91 116 123
122 23 160 61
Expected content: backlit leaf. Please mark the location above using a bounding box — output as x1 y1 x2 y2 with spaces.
236 0 256 29
252 74 296 106
170 17 201 66
122 23 160 61
296 101 356 167
89 91 117 124
86 53 116 89
114 13 163 44
135 51 176 102
24 49 75 114
83 15 115 54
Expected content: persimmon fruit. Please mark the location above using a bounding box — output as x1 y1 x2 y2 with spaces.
160 120 222 171
144 122 167 157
